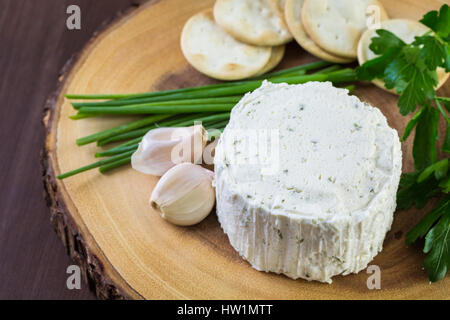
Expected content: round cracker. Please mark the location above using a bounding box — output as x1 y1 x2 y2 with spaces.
213 0 293 46
302 0 389 58
180 10 272 81
254 45 286 77
358 19 449 93
269 0 289 27
284 0 353 63
272 0 287 14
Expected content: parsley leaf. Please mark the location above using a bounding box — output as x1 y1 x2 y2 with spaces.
394 46 438 114
414 35 447 70
397 72 429 114
420 4 450 39
418 158 449 182
360 4 450 282
412 106 439 170
356 30 405 81
444 43 450 71
369 29 405 54
397 171 441 210
401 107 425 141
359 38 438 116
406 197 450 246
423 207 450 282
383 51 411 91
356 47 401 81
400 161 450 282
440 97 450 111
444 122 450 153
439 176 450 193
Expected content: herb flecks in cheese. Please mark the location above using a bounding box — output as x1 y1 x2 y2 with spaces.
214 81 402 283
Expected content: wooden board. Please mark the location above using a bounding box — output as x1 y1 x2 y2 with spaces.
42 0 450 299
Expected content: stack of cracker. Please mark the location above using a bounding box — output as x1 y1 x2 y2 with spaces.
181 0 449 89
181 0 292 80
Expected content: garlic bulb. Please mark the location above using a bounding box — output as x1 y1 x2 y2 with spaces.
150 163 215 226
131 125 208 176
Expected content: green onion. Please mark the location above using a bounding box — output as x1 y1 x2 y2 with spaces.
78 103 234 115
59 61 358 179
95 145 139 158
97 126 155 146
205 119 229 130
75 114 171 146
77 70 355 116
313 65 342 74
96 139 142 157
97 113 230 146
71 65 351 112
99 157 132 173
253 60 332 79
69 113 101 120
95 121 228 160
96 114 205 146
79 113 209 146
116 137 143 148
65 61 332 100
71 95 243 109
95 116 230 158
57 150 135 179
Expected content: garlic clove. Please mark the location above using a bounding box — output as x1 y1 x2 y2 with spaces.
131 125 208 176
150 163 215 226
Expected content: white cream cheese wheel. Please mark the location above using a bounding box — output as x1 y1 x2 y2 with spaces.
214 81 402 283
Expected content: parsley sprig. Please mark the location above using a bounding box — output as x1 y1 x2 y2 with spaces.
398 159 450 282
357 4 450 282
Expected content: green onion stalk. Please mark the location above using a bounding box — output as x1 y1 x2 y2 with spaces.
58 61 357 179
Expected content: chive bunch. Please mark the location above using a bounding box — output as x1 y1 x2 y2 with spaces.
58 61 357 179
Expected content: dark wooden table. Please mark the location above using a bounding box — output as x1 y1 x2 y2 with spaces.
0 0 147 300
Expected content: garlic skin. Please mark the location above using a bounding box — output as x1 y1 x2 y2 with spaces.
150 163 215 226
131 125 208 176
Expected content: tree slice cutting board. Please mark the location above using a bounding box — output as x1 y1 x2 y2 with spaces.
42 0 450 299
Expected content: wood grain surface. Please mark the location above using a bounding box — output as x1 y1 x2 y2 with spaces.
43 0 450 299
0 0 146 300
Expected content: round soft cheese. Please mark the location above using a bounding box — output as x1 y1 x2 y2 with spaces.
214 81 402 283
